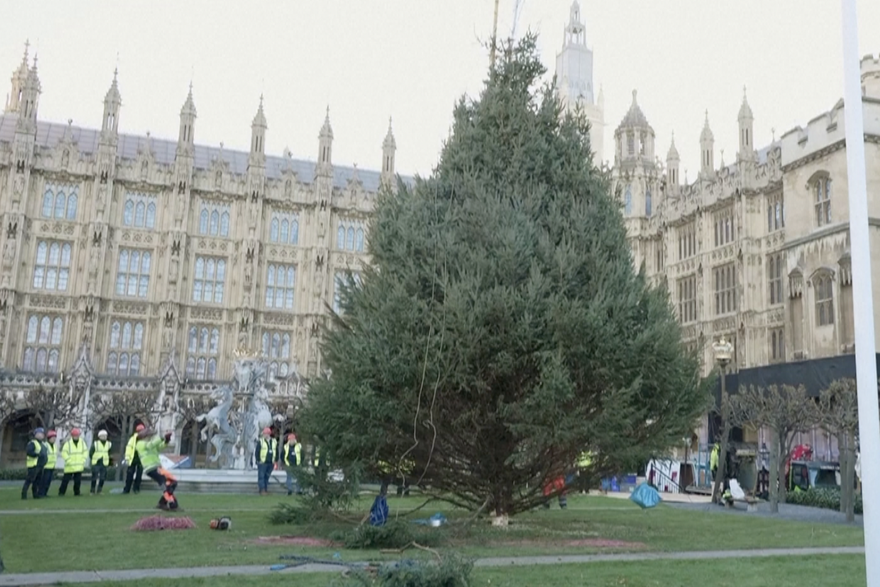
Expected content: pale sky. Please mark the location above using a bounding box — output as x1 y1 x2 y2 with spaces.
2 1 879 179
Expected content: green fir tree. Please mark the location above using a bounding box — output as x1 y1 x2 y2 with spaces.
301 35 711 520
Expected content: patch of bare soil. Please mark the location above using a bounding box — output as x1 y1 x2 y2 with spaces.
253 536 341 547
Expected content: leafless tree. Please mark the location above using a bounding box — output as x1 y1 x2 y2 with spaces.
819 378 859 522
90 390 160 479
25 384 84 430
732 384 820 513
710 389 737 503
172 394 212 463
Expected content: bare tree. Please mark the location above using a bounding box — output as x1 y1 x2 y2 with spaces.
733 384 820 513
25 384 83 430
172 394 212 463
710 389 737 503
90 390 160 480
0 392 15 427
819 378 859 522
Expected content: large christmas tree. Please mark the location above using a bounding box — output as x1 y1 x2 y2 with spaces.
302 36 710 521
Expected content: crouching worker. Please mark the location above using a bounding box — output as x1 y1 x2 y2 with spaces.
136 428 179 511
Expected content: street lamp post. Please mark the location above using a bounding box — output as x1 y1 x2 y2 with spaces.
711 338 733 503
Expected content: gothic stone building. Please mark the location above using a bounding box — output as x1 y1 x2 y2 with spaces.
607 55 880 454
0 46 406 464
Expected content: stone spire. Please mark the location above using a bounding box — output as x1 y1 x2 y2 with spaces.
250 94 267 159
5 40 30 113
738 86 755 161
381 117 396 185
318 105 333 167
700 110 714 177
101 68 122 137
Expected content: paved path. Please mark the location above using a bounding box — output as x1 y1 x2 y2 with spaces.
668 500 864 527
0 546 865 586
0 508 269 516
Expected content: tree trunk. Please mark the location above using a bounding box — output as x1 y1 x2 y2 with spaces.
117 417 132 482
768 439 780 513
840 431 857 522
775 433 789 508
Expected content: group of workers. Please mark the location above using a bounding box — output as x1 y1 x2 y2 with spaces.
22 423 180 510
254 427 321 495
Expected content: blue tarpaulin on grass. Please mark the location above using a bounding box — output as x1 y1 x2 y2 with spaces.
630 482 662 509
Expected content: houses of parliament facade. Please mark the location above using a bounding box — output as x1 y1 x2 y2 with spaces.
2 1 880 461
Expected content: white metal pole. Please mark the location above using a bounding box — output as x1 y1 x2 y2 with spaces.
841 0 880 583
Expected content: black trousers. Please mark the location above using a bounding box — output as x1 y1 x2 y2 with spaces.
90 463 107 494
21 466 43 499
38 468 54 497
58 471 82 496
123 459 143 494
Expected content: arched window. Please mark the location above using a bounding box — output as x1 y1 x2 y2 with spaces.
207 358 217 379
347 227 355 250
36 349 48 372
48 349 59 372
42 190 53 218
122 322 133 348
130 354 140 376
624 186 632 216
134 323 144 349
124 200 134 226
135 202 145 226
186 357 195 377
199 328 209 353
118 353 129 375
645 190 652 216
355 228 365 252
145 203 157 228
110 321 121 348
26 316 38 343
54 192 66 219
262 333 270 356
268 362 278 379
220 212 230 237
197 357 207 379
282 334 291 358
52 318 63 344
270 219 279 241
813 175 832 227
210 329 220 354
188 327 198 353
290 220 299 244
23 348 35 371
107 352 118 375
815 272 834 326
66 194 78 220
199 210 209 234
337 226 346 249
39 317 51 344
210 210 220 235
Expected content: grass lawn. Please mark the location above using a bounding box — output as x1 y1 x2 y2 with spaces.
0 485 865 574
67 556 869 587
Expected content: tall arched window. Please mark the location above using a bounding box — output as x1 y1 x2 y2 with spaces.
337 226 346 249
145 203 157 228
66 194 78 219
54 192 66 219
135 202 146 226
220 212 230 237
270 219 279 241
624 186 632 216
42 190 53 218
199 210 209 234
355 228 365 252
290 220 299 244
645 189 652 216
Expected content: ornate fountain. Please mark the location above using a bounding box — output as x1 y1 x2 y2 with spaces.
196 346 273 470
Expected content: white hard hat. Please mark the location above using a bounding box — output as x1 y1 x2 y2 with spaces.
98 430 108 438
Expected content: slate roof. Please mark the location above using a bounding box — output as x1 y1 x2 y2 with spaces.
0 114 414 193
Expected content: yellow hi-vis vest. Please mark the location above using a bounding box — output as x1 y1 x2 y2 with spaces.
282 442 302 467
44 441 57 469
26 439 43 468
125 433 138 462
62 439 87 473
258 438 277 464
91 439 112 466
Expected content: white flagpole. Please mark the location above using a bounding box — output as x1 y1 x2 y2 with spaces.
840 0 880 583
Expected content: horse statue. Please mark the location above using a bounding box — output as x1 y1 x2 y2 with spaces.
197 383 237 468
233 352 274 468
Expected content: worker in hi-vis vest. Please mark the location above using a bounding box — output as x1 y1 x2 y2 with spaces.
255 427 278 495
59 428 87 496
22 427 47 500
281 434 303 496
89 430 112 495
123 423 145 494
38 430 58 497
